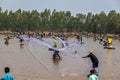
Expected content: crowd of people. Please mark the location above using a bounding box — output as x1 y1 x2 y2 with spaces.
1 31 118 80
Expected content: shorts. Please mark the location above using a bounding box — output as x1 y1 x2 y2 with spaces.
53 45 57 47
93 61 99 68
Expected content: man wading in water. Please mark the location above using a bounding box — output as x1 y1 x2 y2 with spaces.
82 51 99 75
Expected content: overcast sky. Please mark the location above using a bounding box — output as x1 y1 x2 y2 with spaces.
0 0 120 15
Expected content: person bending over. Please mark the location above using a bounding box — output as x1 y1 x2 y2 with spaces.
82 51 99 72
53 50 61 60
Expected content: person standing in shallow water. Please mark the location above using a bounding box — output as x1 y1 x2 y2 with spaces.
4 37 10 45
0 67 14 80
82 51 99 72
53 37 57 47
19 38 24 45
76 34 80 43
53 50 61 60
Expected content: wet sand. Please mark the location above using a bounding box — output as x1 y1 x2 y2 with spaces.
0 35 120 80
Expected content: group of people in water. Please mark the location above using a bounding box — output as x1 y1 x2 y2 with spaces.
23 33 101 80
4 36 24 48
50 34 99 80
2 32 118 80
93 34 114 49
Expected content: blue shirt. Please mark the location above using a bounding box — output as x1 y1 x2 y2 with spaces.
0 72 14 80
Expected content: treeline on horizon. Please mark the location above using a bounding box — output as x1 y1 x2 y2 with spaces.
0 7 120 34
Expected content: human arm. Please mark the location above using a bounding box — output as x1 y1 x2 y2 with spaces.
82 54 89 58
82 53 91 58
82 56 87 58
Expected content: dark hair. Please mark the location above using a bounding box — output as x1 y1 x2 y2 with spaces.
87 70 95 78
90 70 94 74
5 67 10 73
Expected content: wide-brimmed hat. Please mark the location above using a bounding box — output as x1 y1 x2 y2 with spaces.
89 50 93 53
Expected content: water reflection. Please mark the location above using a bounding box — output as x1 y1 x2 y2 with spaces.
107 49 112 54
53 59 60 66
20 44 24 48
107 49 112 65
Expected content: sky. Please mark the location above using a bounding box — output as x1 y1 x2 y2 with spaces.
0 0 120 16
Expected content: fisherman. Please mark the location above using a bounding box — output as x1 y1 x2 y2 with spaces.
93 34 97 42
53 50 61 60
80 35 83 43
4 37 10 45
76 34 80 43
53 37 57 47
82 51 99 73
19 37 24 46
103 40 108 46
107 36 112 46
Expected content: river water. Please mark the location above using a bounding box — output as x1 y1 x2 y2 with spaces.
0 35 120 80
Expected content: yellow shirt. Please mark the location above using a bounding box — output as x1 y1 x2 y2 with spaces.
53 39 57 47
108 38 112 44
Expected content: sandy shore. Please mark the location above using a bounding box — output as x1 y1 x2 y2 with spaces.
0 35 120 80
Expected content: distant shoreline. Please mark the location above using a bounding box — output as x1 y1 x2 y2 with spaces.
0 30 119 40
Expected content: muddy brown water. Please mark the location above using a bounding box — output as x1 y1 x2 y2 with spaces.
0 35 120 80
